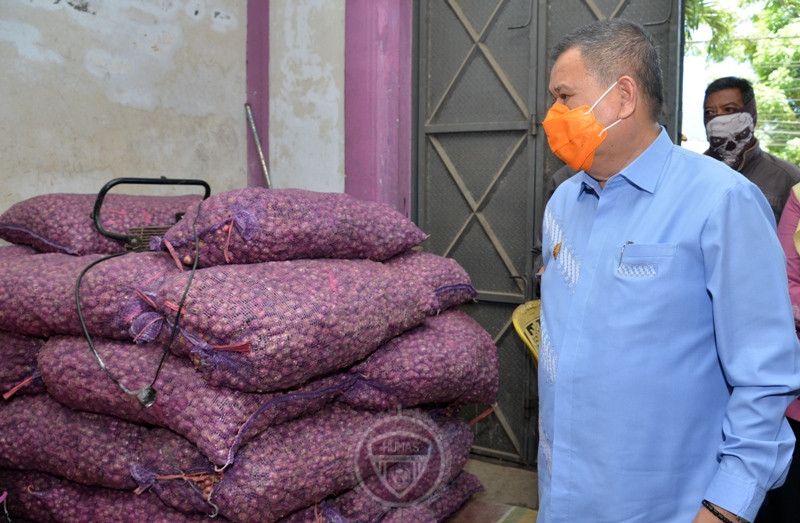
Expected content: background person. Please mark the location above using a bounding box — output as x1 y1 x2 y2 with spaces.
760 185 800 523
703 76 800 223
538 18 800 522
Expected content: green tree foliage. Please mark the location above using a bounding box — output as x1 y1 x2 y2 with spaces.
747 1 800 164
684 0 737 61
685 0 800 165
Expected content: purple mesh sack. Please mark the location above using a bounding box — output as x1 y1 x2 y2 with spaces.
0 395 217 515
279 413 475 523
0 252 99 337
0 469 212 523
0 469 58 523
130 257 438 392
0 244 38 259
381 249 477 311
428 470 486 520
191 406 458 523
381 470 485 522
0 192 202 255
39 335 355 467
381 503 437 523
339 309 499 410
0 330 46 399
154 187 428 268
0 251 177 339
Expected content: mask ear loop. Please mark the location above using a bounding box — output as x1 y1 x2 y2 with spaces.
584 81 619 115
598 118 622 137
587 81 622 137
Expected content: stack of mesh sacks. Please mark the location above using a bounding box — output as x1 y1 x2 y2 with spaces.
0 187 499 522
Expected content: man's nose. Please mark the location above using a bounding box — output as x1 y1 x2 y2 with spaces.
726 141 737 151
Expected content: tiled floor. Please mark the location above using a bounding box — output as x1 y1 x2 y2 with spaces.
447 457 538 522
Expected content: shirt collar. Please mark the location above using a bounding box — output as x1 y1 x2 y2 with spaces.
580 177 602 199
738 140 762 171
577 128 670 199
615 128 671 194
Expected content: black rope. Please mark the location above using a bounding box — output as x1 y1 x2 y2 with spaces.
75 198 203 407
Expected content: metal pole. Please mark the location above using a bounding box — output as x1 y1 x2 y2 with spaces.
245 102 272 189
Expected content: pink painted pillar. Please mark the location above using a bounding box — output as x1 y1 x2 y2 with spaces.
345 0 414 217
246 0 270 188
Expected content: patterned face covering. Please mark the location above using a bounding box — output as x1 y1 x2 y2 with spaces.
704 98 757 170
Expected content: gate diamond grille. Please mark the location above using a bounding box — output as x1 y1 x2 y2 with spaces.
418 0 535 464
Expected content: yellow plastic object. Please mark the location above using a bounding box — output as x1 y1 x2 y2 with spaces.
512 300 541 365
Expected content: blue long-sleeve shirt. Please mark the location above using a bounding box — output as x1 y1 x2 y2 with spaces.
538 129 800 522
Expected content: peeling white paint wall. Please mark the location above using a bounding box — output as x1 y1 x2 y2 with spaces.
268 0 345 192
0 0 248 211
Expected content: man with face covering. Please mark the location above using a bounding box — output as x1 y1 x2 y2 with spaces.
538 19 800 522
704 76 800 223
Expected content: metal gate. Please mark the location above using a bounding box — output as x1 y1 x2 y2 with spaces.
415 0 683 465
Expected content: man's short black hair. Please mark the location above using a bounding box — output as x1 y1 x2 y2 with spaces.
551 18 664 122
705 76 755 105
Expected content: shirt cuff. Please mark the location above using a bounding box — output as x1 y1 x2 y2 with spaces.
704 468 766 523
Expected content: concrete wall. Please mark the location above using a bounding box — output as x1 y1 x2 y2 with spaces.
0 0 249 210
1 0 355 217
268 0 345 192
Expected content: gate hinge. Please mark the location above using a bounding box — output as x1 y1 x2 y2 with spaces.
524 393 537 420
529 114 537 136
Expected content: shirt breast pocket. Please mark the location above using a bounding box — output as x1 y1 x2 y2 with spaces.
617 243 676 279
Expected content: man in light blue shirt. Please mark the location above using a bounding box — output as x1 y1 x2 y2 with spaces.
538 19 800 523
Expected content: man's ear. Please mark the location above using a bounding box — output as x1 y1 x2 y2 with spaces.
617 75 637 119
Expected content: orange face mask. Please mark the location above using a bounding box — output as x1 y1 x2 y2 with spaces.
542 82 621 172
